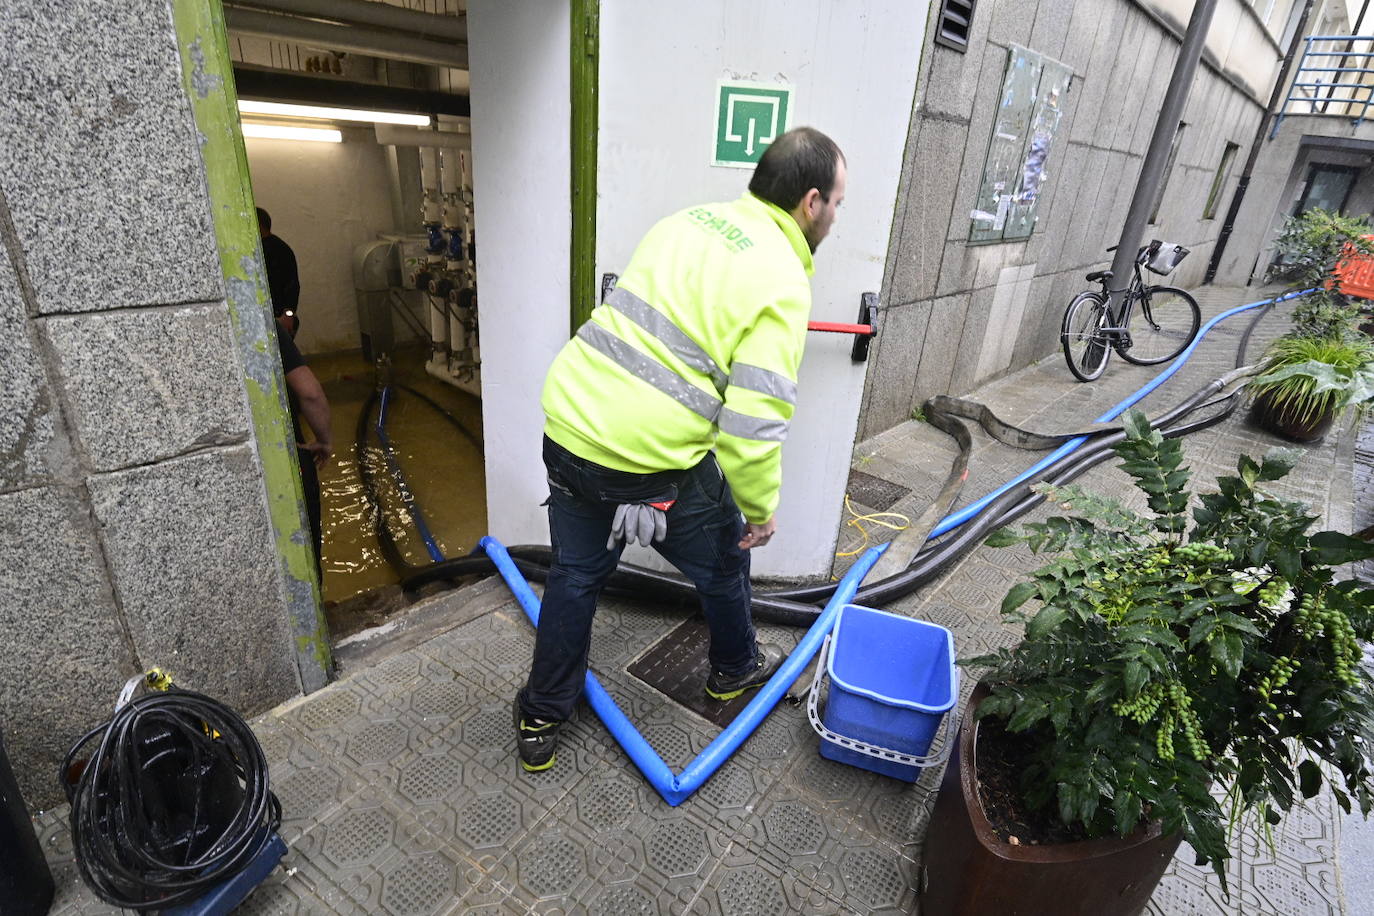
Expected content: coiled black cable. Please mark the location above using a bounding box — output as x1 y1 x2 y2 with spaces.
60 688 281 911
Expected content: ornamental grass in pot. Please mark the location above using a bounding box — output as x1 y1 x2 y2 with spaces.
1246 335 1374 442
920 411 1374 916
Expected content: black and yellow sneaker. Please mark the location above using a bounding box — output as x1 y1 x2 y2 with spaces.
513 700 561 773
705 644 786 701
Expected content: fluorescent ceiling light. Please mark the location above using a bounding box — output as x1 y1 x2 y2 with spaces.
237 100 430 127
242 123 342 143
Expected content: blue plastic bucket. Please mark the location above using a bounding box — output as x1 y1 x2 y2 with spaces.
818 604 957 781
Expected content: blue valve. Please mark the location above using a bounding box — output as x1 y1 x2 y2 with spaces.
425 224 445 255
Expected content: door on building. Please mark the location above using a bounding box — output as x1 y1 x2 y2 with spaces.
1294 163 1360 215
587 4 930 579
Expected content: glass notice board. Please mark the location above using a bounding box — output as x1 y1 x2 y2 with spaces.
969 44 1074 243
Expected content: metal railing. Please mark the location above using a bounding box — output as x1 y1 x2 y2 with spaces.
1272 34 1374 138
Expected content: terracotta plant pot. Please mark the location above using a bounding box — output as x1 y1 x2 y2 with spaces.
919 685 1182 916
1250 388 1337 443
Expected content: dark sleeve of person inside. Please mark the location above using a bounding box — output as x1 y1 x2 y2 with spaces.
275 325 324 576
262 234 300 318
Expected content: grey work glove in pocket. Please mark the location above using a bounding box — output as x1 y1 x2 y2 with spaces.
607 502 668 550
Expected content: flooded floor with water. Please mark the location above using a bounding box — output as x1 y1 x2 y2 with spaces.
308 343 487 612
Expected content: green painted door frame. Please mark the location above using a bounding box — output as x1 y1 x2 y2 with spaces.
169 0 332 693
570 0 600 332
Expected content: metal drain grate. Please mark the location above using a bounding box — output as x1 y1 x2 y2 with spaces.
846 469 909 511
627 618 756 728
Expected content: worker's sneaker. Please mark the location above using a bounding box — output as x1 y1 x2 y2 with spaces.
705 644 786 701
513 700 561 773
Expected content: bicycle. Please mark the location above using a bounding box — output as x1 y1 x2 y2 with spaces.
1060 240 1201 382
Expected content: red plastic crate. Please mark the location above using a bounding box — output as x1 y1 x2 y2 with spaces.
1330 235 1374 301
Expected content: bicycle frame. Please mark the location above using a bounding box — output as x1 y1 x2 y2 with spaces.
1093 251 1158 351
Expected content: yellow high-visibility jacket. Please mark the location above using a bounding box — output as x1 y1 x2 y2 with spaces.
542 192 813 523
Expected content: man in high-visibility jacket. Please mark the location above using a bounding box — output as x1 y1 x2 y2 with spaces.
515 127 846 772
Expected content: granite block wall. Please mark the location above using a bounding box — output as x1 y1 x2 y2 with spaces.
0 0 301 808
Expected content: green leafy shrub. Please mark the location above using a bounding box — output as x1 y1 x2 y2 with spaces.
1266 208 1374 340
968 410 1374 892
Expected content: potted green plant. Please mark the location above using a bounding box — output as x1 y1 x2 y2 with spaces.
1246 209 1374 441
919 411 1374 916
1247 335 1374 441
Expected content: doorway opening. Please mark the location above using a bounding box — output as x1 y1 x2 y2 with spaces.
227 1 487 641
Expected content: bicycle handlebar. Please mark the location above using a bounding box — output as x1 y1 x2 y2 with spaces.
1104 240 1162 255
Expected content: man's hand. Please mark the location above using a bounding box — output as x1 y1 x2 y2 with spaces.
739 517 776 550
300 440 333 469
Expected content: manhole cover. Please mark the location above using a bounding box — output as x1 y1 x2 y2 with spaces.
846 469 909 511
628 618 756 728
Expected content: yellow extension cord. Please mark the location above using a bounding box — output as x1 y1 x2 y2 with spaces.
834 494 910 558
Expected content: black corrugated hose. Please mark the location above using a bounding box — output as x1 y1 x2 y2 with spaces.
360 299 1275 626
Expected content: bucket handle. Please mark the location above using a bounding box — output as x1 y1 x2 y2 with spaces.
805 634 961 770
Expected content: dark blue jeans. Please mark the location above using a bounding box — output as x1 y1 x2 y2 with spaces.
518 436 756 722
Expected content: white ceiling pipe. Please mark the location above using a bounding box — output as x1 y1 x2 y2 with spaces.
225 7 467 69
375 123 472 149
225 0 466 42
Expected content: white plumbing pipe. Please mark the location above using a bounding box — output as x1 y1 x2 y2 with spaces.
440 147 465 271
447 289 466 363
424 355 480 398
427 294 449 362
419 147 442 227
223 7 467 69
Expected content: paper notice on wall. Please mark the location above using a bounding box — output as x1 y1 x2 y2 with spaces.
993 195 1011 230
1018 130 1052 204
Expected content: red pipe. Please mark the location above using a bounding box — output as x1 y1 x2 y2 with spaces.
807 321 874 336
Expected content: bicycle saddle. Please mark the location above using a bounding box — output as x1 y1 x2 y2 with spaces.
1085 270 1113 282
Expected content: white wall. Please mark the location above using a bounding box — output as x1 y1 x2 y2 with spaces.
245 125 398 354
595 3 928 578
468 1 571 546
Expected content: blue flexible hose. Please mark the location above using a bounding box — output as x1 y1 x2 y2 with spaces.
480 288 1311 803
481 534 887 804
375 387 446 563
926 289 1314 539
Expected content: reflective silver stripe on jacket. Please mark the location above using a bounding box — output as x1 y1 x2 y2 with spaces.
729 362 797 405
718 407 788 442
576 322 723 421
606 287 728 393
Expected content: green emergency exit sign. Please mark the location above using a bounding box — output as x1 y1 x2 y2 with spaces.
713 82 791 168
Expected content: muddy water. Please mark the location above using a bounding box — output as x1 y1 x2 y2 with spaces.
309 345 487 603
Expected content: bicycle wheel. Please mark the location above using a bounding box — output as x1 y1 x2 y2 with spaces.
1061 291 1112 382
1118 285 1200 365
